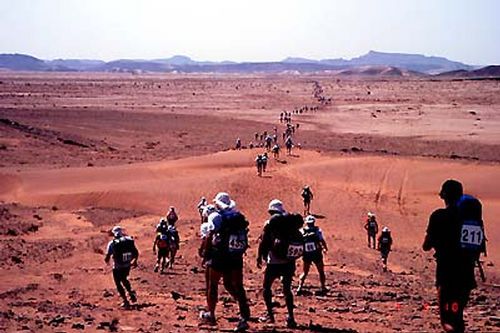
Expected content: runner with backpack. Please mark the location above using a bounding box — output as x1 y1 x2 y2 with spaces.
197 197 208 223
166 206 178 225
256 199 303 328
166 222 180 269
199 192 251 332
296 215 329 295
423 179 486 333
256 154 264 176
377 227 393 272
364 212 379 249
272 144 280 159
285 136 293 155
104 226 139 308
262 153 268 172
153 231 170 273
301 185 314 215
156 217 168 234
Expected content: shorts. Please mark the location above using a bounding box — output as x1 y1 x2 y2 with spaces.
380 249 390 259
303 252 323 264
265 261 296 281
208 255 244 272
157 248 168 258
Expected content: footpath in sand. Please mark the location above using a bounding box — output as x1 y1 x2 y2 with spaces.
1 149 499 332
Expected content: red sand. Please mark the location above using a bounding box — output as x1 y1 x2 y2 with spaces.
0 73 499 332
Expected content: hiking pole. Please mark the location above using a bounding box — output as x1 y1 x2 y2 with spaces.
476 260 486 282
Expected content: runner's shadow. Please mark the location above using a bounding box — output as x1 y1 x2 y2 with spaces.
311 213 326 219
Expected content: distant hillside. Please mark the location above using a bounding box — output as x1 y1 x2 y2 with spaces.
348 51 472 74
437 65 500 78
0 54 48 71
45 59 106 71
0 51 481 75
337 65 416 76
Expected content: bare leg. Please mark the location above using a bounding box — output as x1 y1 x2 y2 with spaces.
207 267 222 319
297 260 311 293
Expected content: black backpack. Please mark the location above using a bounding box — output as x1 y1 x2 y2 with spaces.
457 194 486 260
268 213 304 260
212 211 249 258
113 236 136 266
167 227 180 249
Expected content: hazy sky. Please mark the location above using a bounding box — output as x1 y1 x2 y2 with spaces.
1 0 499 64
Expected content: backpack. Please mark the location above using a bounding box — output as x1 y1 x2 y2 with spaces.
268 213 304 260
457 194 486 260
303 226 321 259
379 233 392 251
167 211 178 224
368 220 377 230
113 236 136 266
157 233 169 249
212 211 249 258
156 222 168 234
167 227 180 250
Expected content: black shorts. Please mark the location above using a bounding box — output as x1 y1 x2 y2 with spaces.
208 255 244 272
157 248 169 258
265 262 296 282
303 252 323 264
113 267 130 282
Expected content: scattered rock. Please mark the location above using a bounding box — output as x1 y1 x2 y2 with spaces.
48 314 65 326
72 322 85 329
475 295 487 303
52 273 64 282
102 290 114 298
97 319 119 331
11 255 23 264
171 291 184 301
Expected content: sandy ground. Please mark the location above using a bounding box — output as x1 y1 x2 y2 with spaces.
0 73 499 332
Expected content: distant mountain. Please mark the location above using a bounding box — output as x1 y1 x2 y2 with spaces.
282 57 321 64
437 65 500 78
45 59 105 71
0 51 482 75
0 54 48 71
336 65 421 77
348 51 472 74
154 55 197 65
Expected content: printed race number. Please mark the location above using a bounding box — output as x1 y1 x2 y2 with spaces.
122 252 132 263
304 242 317 253
228 234 246 251
461 221 483 249
287 244 304 259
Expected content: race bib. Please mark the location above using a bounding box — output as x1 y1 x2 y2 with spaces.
287 243 304 259
305 242 317 253
228 234 247 251
122 252 132 263
460 220 484 249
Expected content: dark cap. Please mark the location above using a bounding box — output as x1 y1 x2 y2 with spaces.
439 179 463 201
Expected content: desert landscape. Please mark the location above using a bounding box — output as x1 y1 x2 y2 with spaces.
0 72 499 332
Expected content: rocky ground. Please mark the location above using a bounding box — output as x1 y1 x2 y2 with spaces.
0 73 499 332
